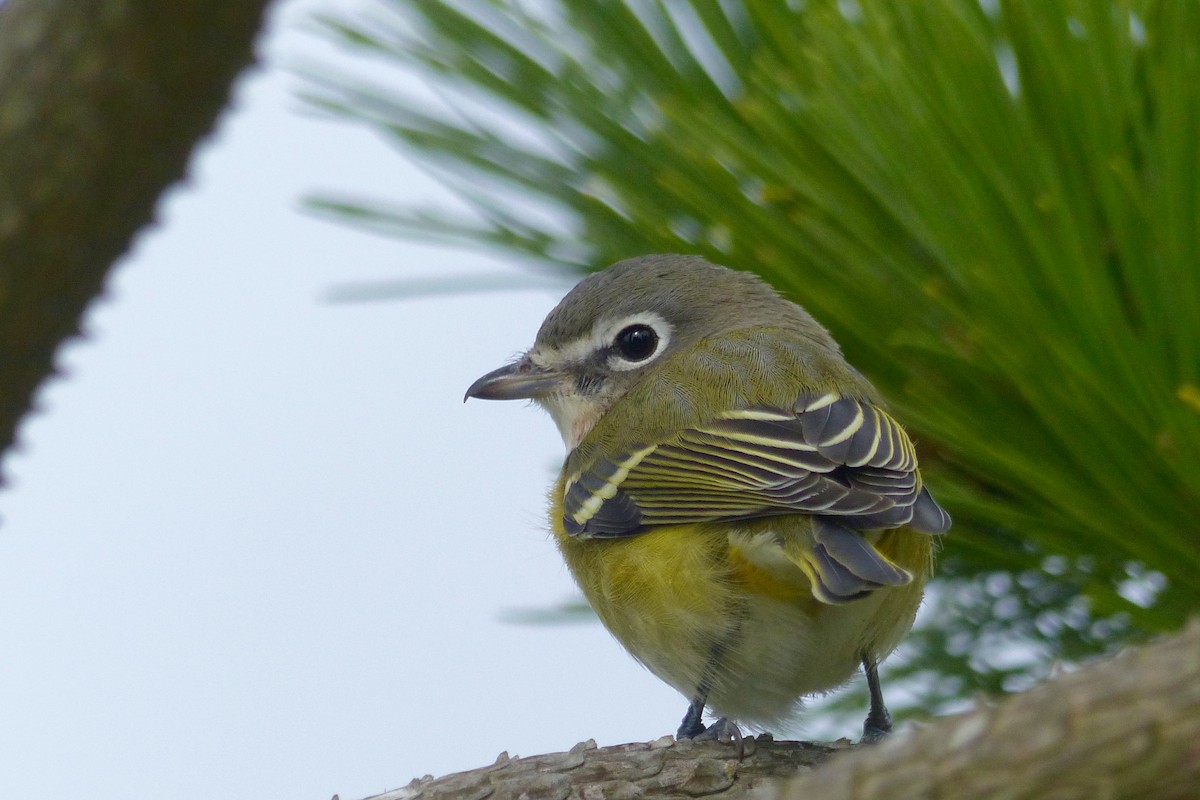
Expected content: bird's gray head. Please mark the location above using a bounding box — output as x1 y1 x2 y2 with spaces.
465 254 830 449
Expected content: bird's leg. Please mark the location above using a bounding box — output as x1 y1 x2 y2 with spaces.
678 688 744 758
677 638 728 739
677 642 744 751
677 692 708 739
861 655 892 742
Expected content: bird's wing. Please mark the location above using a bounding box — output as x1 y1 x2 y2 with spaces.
561 391 951 603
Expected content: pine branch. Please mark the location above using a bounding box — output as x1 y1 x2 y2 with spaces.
784 619 1200 799
0 0 271 462
373 621 1200 800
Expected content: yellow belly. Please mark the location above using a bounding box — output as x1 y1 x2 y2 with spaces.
550 485 933 729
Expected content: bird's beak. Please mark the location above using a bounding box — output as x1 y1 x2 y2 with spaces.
464 356 567 402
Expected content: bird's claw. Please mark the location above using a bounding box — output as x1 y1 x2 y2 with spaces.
684 717 745 758
861 708 892 743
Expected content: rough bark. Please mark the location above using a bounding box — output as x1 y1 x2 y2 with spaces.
375 621 1200 800
372 738 840 800
0 0 271 461
781 619 1200 800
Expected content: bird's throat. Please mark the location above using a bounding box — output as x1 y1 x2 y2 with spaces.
538 393 606 451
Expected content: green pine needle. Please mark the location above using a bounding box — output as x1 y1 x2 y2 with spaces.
304 0 1200 719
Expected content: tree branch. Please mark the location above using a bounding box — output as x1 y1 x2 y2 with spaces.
371 738 839 800
374 622 1200 800
0 0 271 461
783 619 1200 800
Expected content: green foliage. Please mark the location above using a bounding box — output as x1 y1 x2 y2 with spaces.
304 0 1200 721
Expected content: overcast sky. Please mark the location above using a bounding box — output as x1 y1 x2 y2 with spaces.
0 3 867 799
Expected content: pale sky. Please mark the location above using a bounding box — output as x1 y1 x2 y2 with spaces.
0 2 865 798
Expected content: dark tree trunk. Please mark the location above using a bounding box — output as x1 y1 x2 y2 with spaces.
0 0 271 461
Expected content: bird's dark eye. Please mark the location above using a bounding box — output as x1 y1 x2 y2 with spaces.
614 324 659 361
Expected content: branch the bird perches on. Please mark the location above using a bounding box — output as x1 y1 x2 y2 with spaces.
373 620 1200 800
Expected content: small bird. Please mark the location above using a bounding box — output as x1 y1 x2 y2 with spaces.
466 255 950 741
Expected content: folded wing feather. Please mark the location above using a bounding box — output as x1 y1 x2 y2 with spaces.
561 392 951 603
